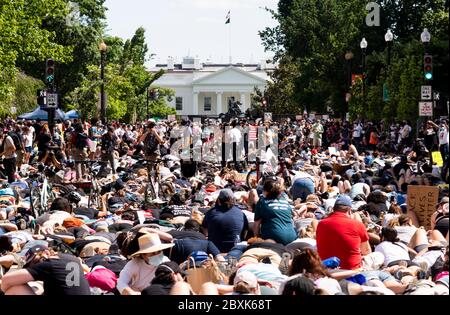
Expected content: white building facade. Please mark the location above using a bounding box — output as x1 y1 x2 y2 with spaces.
150 58 273 117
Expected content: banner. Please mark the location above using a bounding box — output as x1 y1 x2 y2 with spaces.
407 185 439 230
167 114 176 121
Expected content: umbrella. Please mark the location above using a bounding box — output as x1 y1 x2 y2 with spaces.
17 107 67 121
65 109 80 119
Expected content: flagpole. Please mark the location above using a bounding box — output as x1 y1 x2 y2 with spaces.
229 22 232 65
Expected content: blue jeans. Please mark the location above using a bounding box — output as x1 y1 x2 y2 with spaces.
360 270 396 283
290 178 315 201
225 244 247 260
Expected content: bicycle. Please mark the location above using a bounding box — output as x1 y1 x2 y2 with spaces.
73 159 107 209
137 158 166 205
26 164 71 219
245 157 268 189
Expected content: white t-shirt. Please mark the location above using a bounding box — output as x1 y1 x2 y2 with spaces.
353 124 363 138
315 277 342 295
117 256 170 293
375 241 410 266
395 225 417 245
438 126 449 145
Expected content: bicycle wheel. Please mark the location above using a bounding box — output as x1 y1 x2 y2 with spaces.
30 186 42 218
246 170 258 189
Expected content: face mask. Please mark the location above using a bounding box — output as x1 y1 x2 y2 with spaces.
147 253 164 266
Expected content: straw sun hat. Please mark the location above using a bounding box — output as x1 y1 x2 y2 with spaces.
130 233 174 258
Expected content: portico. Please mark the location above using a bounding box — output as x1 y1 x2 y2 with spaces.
151 64 269 117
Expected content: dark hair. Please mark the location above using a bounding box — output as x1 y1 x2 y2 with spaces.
170 193 185 206
282 276 317 296
0 235 14 255
381 226 400 243
398 214 410 226
184 219 200 232
50 197 72 213
388 204 402 215
289 248 331 277
263 180 283 200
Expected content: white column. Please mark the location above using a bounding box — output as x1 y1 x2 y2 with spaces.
240 92 247 111
192 92 199 116
216 92 223 115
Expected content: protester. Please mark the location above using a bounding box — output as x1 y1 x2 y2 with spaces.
0 115 447 296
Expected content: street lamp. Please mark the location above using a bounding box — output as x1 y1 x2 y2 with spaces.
360 38 367 110
385 29 393 66
421 28 431 45
99 41 107 124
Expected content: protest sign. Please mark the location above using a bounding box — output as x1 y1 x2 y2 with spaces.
407 185 439 230
432 151 443 167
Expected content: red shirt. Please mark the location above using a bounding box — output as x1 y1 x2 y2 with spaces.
316 212 369 270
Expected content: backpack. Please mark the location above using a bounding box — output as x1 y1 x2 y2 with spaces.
144 132 159 155
75 132 88 149
8 132 23 151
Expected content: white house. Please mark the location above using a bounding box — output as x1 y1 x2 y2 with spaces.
149 57 274 117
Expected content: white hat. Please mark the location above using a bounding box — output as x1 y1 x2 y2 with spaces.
130 233 174 257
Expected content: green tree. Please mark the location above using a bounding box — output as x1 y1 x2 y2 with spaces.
0 0 71 112
16 0 107 108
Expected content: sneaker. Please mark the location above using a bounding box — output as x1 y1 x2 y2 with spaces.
278 253 291 275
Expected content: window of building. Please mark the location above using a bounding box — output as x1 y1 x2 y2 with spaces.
204 97 212 111
175 97 183 111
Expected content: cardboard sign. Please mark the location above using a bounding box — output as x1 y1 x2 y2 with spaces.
432 151 443 167
407 185 439 230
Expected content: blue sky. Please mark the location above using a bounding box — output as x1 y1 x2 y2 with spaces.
104 0 279 67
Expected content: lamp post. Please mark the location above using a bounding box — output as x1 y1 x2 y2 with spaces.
360 38 368 110
385 29 393 67
420 28 432 130
344 51 354 115
384 30 393 103
99 41 107 124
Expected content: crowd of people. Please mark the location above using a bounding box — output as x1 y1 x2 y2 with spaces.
0 114 448 296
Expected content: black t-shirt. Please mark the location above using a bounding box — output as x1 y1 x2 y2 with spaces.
160 205 192 220
141 283 172 295
74 207 99 219
168 230 206 240
26 254 91 295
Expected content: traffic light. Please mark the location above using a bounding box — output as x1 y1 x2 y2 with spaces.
45 58 55 86
424 54 433 80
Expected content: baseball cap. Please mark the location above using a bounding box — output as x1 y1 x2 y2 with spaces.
334 195 353 208
24 244 49 267
234 270 258 289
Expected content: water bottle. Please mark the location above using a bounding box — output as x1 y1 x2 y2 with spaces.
322 257 340 269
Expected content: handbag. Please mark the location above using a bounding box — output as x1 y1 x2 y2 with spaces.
184 255 228 294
